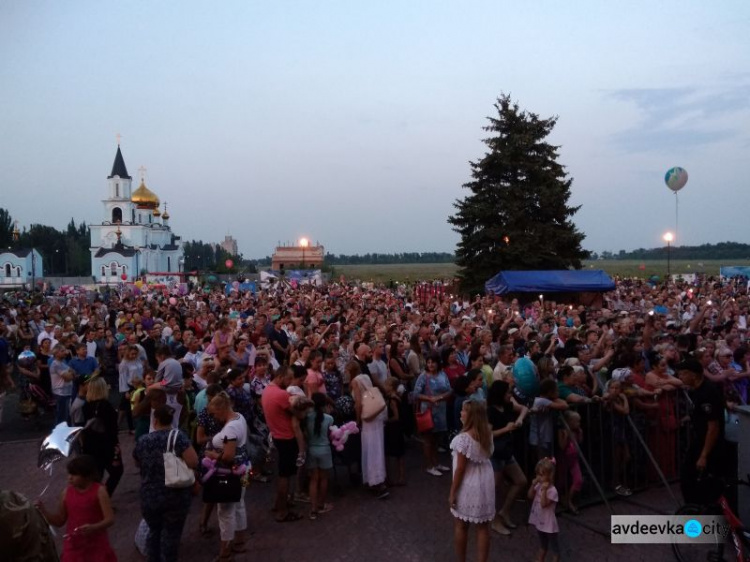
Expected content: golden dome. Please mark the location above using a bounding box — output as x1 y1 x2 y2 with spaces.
153 207 161 217
132 180 160 208
162 210 170 220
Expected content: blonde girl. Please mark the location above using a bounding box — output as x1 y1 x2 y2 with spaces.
449 400 495 562
528 458 560 562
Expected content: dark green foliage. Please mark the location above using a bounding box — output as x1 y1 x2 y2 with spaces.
448 95 588 293
612 242 750 261
1 208 91 275
323 252 454 265
183 241 245 273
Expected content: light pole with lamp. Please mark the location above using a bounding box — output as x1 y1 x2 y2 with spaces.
663 232 674 278
299 237 309 269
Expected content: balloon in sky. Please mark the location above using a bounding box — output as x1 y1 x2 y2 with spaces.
665 167 688 192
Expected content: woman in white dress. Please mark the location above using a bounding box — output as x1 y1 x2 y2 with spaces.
449 400 495 562
352 374 390 499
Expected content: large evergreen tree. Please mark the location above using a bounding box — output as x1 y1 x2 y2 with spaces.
448 94 588 293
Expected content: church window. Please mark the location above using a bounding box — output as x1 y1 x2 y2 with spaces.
132 209 135 223
101 265 106 277
167 257 171 272
112 207 122 223
4 264 10 277
115 183 119 197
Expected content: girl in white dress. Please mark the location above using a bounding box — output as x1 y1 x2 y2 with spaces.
449 400 495 562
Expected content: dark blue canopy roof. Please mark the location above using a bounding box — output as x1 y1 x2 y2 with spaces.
485 270 615 294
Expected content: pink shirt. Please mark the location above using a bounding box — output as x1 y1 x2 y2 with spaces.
528 483 559 533
305 369 327 396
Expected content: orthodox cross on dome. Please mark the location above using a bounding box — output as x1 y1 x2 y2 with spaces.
138 165 147 183
116 133 122 146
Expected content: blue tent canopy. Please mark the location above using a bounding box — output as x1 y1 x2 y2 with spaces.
485 270 615 295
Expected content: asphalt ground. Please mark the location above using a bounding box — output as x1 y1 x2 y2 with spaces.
0 397 678 562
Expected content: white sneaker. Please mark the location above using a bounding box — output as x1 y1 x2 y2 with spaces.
491 519 511 536
436 464 451 472
426 467 442 477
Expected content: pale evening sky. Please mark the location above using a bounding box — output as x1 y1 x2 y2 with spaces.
1 1 748 258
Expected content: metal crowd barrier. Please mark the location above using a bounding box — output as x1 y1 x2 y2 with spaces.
514 390 695 513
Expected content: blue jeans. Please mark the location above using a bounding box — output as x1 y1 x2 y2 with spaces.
54 394 70 425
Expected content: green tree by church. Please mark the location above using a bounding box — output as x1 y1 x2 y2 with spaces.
448 94 588 294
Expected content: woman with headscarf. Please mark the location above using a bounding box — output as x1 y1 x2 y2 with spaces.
351 374 389 499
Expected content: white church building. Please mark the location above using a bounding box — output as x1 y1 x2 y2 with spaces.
90 145 184 282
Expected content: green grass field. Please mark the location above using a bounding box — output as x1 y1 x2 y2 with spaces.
332 260 750 283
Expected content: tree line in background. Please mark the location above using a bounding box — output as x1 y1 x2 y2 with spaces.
182 240 248 274
593 242 750 261
0 208 91 276
4 205 748 281
323 252 455 265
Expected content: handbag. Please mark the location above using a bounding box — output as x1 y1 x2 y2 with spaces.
414 375 435 433
164 429 195 488
415 407 434 433
134 518 149 557
361 387 386 421
84 403 107 434
202 472 242 503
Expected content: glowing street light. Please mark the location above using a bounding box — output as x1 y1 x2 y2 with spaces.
663 232 674 278
299 237 309 268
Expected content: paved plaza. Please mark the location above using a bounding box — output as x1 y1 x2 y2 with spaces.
0 406 676 562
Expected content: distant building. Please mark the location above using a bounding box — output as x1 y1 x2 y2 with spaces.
271 243 325 270
219 235 238 256
90 145 184 282
0 249 44 287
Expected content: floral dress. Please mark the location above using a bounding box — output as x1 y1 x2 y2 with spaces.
449 432 495 523
413 371 452 432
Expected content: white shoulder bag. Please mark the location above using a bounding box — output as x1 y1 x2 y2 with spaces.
164 429 195 488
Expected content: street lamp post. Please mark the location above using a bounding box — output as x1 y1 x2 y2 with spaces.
663 232 674 278
299 237 309 269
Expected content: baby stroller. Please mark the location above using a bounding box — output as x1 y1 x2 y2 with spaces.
19 383 56 419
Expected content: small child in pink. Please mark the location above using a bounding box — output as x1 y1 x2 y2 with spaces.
528 457 560 562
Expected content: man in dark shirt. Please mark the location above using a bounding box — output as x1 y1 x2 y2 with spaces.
168 329 188 360
141 327 160 370
270 318 290 364
677 358 725 504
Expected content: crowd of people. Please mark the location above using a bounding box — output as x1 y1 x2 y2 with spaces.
0 273 748 562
